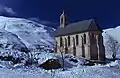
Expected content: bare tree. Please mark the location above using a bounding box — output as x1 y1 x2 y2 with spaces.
105 32 120 59
57 46 65 71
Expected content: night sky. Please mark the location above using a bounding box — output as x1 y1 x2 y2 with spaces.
0 0 120 29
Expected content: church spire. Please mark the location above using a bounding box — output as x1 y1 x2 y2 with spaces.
60 10 67 28
62 10 65 14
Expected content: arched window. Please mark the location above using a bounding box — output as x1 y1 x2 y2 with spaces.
68 36 70 46
84 34 86 44
73 37 76 56
60 17 64 24
60 37 63 47
81 36 85 57
81 36 83 44
65 38 67 46
65 38 68 53
76 35 79 45
73 37 75 45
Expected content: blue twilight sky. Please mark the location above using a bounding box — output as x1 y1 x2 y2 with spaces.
0 0 120 29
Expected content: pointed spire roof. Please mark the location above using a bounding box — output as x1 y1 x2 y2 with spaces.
61 10 65 16
62 10 65 14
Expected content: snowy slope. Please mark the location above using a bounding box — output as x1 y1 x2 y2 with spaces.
0 16 55 51
102 26 120 58
0 29 27 50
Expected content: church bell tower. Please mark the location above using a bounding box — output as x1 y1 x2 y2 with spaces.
60 11 67 28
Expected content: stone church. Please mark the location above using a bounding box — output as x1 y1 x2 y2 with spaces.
54 11 105 61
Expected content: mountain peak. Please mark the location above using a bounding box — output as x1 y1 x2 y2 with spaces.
0 16 55 51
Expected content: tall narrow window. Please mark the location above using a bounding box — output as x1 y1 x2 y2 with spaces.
60 37 63 47
68 36 70 46
84 34 86 44
65 38 68 54
81 36 85 57
73 37 76 56
73 37 75 46
65 38 67 46
76 35 79 45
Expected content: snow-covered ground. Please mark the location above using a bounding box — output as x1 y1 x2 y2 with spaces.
0 52 119 78
0 60 120 78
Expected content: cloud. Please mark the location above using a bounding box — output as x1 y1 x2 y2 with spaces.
0 5 17 16
29 17 58 26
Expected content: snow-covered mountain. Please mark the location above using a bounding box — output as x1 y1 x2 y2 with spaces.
102 26 120 58
0 16 55 51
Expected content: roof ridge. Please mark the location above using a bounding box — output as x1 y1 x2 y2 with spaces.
67 18 94 26
55 18 98 37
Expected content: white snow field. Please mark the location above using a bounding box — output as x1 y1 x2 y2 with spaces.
0 16 119 78
0 52 119 78
0 61 120 78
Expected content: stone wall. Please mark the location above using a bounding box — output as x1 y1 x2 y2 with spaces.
55 31 105 61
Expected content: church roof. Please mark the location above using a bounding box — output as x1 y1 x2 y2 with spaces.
55 19 102 37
